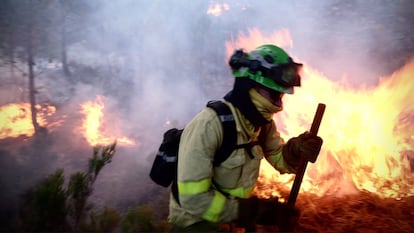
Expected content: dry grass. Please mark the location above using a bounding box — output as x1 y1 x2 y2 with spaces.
294 192 414 233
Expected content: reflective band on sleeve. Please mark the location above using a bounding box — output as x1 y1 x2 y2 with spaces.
222 186 254 198
267 151 284 167
202 190 226 222
178 178 211 195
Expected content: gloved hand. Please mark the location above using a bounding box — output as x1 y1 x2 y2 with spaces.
283 132 323 167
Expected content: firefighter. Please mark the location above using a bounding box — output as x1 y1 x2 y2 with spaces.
169 44 323 232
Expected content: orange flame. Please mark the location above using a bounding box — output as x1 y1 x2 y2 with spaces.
226 28 414 199
0 103 56 139
80 95 136 147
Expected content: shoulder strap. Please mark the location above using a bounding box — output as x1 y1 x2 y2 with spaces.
206 100 237 167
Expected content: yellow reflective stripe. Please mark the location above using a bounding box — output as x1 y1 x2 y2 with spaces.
177 178 211 195
268 151 284 167
202 190 226 222
222 186 254 198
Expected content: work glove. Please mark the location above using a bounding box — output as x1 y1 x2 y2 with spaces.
283 132 323 168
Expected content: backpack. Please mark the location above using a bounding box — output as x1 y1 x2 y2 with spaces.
149 100 238 203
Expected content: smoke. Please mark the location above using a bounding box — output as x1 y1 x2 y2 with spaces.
69 0 414 113
1 0 414 216
241 0 414 85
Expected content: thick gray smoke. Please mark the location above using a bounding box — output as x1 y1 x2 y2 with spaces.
1 0 413 216
66 0 414 122
65 0 414 138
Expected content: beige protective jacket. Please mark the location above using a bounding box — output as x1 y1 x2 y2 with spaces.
168 101 295 228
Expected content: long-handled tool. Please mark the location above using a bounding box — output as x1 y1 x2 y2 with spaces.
287 103 326 208
279 103 326 232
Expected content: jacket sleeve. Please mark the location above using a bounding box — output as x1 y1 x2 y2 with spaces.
176 108 238 223
259 122 297 174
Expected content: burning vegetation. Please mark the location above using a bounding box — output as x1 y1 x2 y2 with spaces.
224 28 414 203
0 95 136 147
0 1 414 232
1 28 413 231
80 95 136 147
0 102 56 139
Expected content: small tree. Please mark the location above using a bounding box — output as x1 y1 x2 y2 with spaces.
17 141 120 232
18 169 69 232
67 142 117 231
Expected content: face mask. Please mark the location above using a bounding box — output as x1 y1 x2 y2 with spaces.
249 88 283 120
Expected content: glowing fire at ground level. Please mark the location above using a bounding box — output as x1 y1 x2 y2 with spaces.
253 58 414 200
222 28 414 200
292 191 414 232
0 95 136 147
80 95 136 147
221 28 414 200
0 103 56 139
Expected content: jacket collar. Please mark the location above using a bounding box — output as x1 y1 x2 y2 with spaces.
224 79 270 127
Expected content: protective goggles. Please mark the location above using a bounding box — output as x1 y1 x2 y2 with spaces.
229 50 302 88
261 59 302 88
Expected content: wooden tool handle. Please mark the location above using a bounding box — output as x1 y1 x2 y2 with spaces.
287 103 326 208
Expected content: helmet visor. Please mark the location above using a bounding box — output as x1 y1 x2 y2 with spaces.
261 59 302 88
278 62 302 87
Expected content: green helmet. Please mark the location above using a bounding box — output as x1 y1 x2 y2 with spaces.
229 44 302 94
